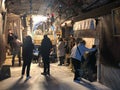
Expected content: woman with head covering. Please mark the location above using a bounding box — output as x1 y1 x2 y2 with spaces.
21 36 34 80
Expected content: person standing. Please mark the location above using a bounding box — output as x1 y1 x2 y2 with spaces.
12 35 22 66
87 45 97 74
7 29 15 55
57 38 65 66
21 36 34 80
64 38 70 65
40 35 52 76
70 38 97 82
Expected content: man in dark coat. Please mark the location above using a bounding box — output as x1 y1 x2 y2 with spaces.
22 36 34 80
7 29 15 54
40 35 52 76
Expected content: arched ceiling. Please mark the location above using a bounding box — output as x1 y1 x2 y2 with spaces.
5 0 119 22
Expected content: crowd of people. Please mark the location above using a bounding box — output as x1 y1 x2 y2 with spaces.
7 30 97 81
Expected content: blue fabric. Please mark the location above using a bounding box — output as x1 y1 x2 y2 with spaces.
70 44 96 61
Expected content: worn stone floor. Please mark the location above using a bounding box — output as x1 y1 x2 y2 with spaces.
0 61 111 90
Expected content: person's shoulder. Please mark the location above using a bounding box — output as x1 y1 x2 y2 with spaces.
17 39 21 42
47 38 51 41
32 43 34 46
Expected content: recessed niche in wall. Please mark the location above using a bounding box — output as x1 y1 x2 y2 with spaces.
112 7 120 36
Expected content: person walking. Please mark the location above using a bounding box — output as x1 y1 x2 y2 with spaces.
21 36 34 80
40 35 52 76
70 38 97 82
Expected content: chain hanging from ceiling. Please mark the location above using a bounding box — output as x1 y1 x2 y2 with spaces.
29 0 32 14
29 0 33 31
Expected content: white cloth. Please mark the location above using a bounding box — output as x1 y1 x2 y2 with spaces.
57 41 65 57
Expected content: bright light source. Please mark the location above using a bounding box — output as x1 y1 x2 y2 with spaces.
2 0 6 11
32 15 48 25
32 15 48 30
2 0 6 3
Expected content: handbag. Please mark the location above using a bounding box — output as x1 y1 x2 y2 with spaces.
77 46 85 63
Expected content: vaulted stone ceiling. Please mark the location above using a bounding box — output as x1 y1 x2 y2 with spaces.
5 0 118 21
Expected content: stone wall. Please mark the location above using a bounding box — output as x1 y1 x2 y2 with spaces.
99 14 120 89
100 14 120 68
74 30 97 38
0 13 6 67
101 64 120 90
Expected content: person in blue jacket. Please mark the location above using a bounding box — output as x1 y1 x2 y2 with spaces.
70 38 97 82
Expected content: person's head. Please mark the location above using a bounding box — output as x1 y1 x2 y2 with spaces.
8 29 13 34
92 45 96 48
25 35 32 43
14 35 18 39
71 37 75 42
75 38 82 44
59 38 63 41
80 40 86 45
65 23 67 26
44 34 48 38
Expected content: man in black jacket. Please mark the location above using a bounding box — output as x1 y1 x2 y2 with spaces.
40 35 52 76
7 29 15 55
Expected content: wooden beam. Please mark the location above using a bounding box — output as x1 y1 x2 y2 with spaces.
73 0 120 22
74 30 97 38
